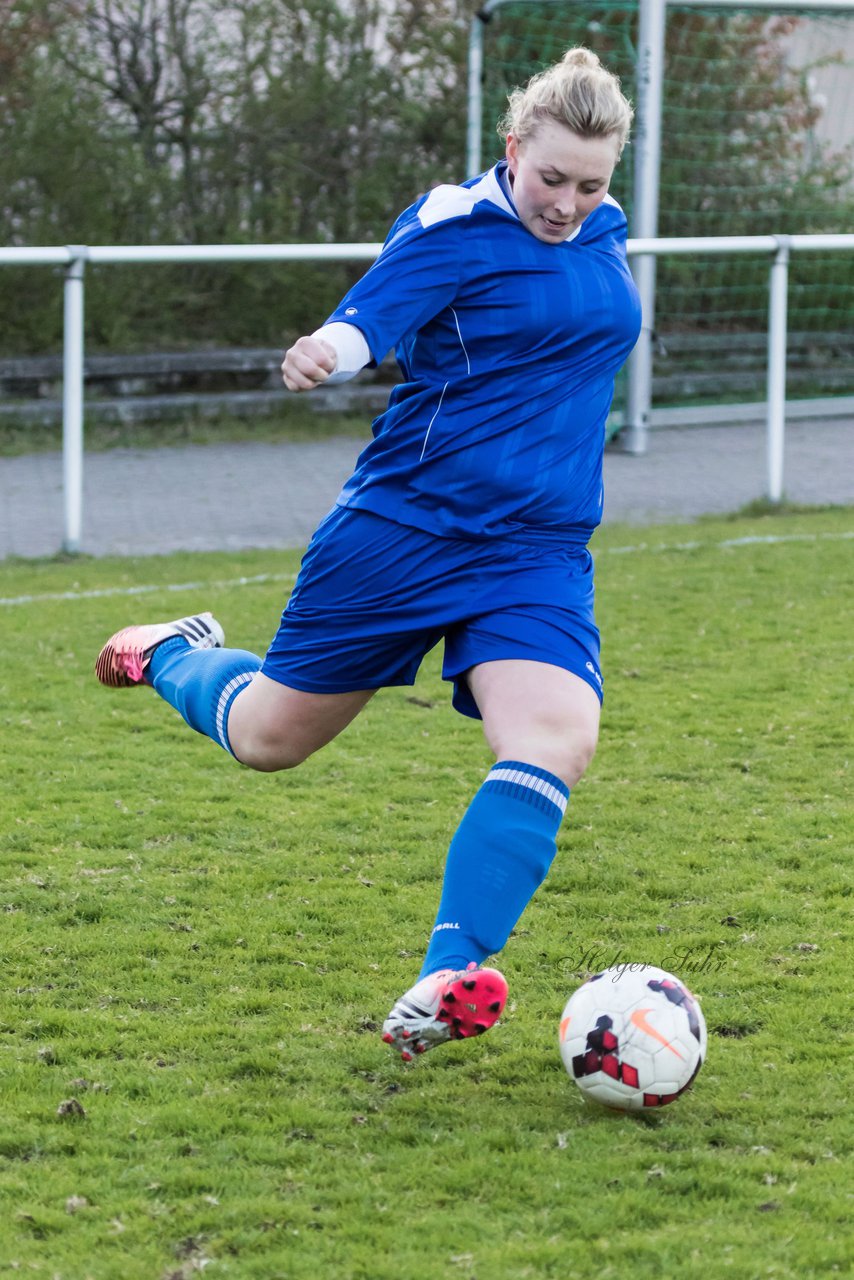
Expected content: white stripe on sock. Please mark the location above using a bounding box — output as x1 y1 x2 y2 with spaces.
487 766 568 815
215 671 255 751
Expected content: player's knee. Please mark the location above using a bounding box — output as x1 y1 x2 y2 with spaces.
230 727 311 773
548 718 599 787
494 722 597 789
524 726 596 789
234 745 307 773
560 724 598 787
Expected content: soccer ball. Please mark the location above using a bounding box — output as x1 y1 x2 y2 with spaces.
558 964 707 1111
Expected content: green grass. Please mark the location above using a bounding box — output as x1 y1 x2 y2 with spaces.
0 409 371 457
1 508 852 1279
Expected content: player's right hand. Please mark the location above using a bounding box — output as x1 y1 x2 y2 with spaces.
281 336 338 392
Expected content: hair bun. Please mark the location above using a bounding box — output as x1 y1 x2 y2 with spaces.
498 43 632 158
562 47 601 69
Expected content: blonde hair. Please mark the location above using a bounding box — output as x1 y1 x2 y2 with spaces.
498 47 633 159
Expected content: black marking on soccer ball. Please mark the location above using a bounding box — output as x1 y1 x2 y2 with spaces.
648 977 704 1044
572 1015 640 1089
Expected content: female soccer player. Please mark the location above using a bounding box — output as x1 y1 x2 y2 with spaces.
96 47 641 1062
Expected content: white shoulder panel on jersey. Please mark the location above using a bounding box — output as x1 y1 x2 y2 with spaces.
417 184 477 229
418 167 516 230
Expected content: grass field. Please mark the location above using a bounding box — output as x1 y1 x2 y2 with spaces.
1 506 852 1279
0 409 371 458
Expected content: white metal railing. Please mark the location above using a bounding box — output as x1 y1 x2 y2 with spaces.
2 233 854 553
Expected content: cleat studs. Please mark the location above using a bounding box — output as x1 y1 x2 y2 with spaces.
443 990 457 1003
473 1023 487 1034
382 1032 395 1044
401 1029 412 1039
462 980 477 991
401 1050 413 1063
436 1009 451 1022
452 1016 463 1027
488 1001 502 1013
415 1043 427 1054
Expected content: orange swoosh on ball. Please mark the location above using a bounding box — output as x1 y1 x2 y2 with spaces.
630 1007 685 1059
559 1016 571 1042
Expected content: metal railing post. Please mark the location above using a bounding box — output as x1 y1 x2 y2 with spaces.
766 236 790 504
466 10 487 177
62 248 87 553
624 0 667 455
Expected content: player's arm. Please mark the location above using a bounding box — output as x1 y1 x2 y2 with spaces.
281 322 371 392
282 192 467 392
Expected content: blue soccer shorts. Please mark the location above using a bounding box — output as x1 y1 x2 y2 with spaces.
261 505 603 719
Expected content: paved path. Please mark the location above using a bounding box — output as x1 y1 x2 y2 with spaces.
1 418 852 560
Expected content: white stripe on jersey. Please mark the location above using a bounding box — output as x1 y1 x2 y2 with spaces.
450 308 471 374
419 382 449 461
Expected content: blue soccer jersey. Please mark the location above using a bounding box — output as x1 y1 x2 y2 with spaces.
326 161 641 544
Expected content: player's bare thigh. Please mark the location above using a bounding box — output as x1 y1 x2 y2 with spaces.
227 672 376 772
467 658 601 789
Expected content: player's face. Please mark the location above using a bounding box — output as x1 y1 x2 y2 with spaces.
505 122 619 243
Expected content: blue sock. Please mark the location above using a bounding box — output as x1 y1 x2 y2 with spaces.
147 637 262 756
419 760 570 979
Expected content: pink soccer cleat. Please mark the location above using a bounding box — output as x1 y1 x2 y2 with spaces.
382 963 508 1062
95 612 224 688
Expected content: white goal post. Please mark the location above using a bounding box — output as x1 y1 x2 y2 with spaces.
1 233 853 553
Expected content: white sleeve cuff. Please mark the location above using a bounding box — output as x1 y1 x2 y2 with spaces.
311 322 372 385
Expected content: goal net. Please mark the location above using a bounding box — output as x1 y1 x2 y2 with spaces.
476 1 854 408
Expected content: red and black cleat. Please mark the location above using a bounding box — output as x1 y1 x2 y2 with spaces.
382 963 508 1062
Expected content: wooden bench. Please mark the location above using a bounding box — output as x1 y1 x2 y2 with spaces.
0 333 851 424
